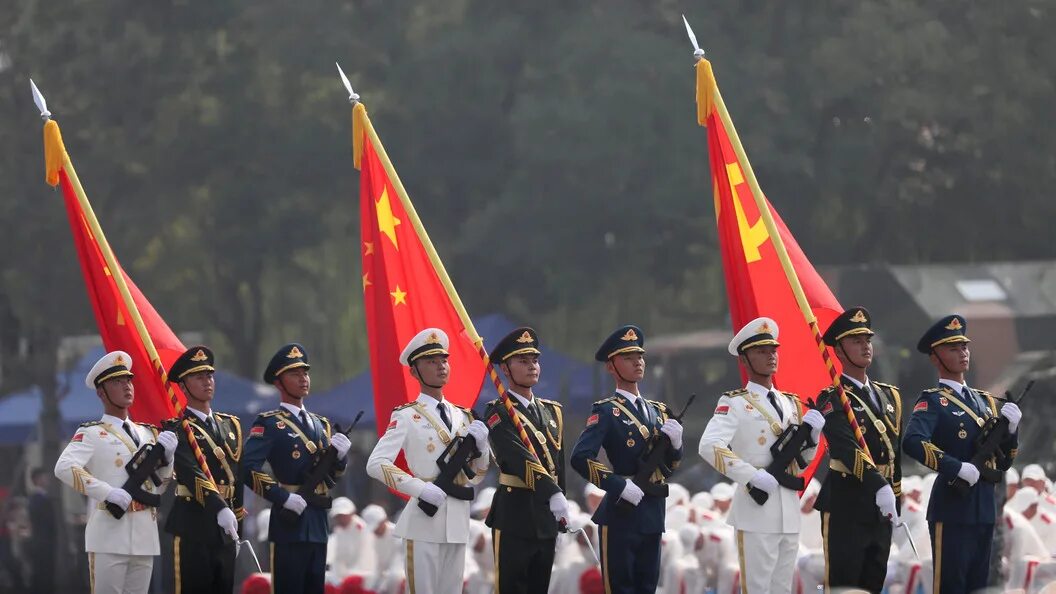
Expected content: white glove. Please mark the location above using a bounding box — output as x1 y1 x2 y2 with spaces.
875 484 897 522
802 409 825 442
217 507 239 540
467 420 490 453
958 462 980 486
661 419 683 450
549 492 570 525
105 488 132 511
330 433 351 459
1001 402 1022 433
283 493 307 515
619 480 645 506
750 469 779 495
419 482 447 507
157 430 178 462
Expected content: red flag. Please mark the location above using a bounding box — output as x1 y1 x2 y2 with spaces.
708 115 843 398
357 119 486 433
49 125 185 425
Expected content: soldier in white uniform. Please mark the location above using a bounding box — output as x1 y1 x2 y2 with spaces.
53 350 178 594
365 328 491 594
698 318 824 594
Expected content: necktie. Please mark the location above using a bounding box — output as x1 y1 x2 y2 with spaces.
437 402 452 431
527 400 541 426
207 415 221 440
122 422 141 447
636 398 650 425
299 410 316 440
963 387 984 416
865 383 880 411
767 391 784 421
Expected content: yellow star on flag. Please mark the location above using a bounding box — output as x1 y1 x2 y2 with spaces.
375 188 401 250
362 273 372 292
390 285 407 306
363 241 374 255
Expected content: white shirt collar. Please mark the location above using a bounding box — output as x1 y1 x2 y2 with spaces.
508 390 534 408
842 374 871 391
186 407 211 422
745 381 775 398
280 402 307 417
939 378 969 394
416 393 447 409
101 413 130 427
615 389 642 405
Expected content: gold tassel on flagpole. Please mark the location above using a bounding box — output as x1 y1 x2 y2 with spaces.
44 119 67 187
696 58 716 126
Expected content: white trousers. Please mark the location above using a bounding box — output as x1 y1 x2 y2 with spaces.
736 530 797 594
89 552 153 594
405 540 466 594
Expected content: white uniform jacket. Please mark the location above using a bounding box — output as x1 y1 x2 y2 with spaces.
366 394 489 543
54 415 173 555
698 382 816 534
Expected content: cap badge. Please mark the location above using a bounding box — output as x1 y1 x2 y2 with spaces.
286 346 304 359
516 331 534 344
757 322 771 334
191 349 209 362
620 329 639 342
850 310 868 323
945 318 963 331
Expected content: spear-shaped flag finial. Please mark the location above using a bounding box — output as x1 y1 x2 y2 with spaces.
30 79 51 120
335 62 360 105
682 15 705 60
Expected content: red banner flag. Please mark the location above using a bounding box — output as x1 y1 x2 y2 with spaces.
355 108 486 431
707 115 843 398
47 122 185 425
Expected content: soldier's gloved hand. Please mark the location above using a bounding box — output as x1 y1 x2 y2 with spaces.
661 419 683 449
802 409 825 443
549 492 570 525
157 430 178 462
467 420 490 454
283 493 308 515
1001 402 1022 433
749 469 779 495
105 487 132 511
330 433 351 459
419 483 447 507
217 507 239 540
875 484 897 522
958 462 980 486
619 480 645 506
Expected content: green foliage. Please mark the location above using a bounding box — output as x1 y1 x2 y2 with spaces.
1 0 1054 390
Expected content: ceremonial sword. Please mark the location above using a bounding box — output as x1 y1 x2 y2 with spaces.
899 522 919 559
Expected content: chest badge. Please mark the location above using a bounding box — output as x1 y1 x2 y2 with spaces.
412 414 422 421
427 443 436 453
99 430 108 437
550 419 557 428
745 403 754 412
276 421 287 430
115 458 123 467
886 404 894 413
758 436 767 445
292 449 301 459
229 432 236 440
613 408 621 417
626 438 635 447
958 428 968 439
939 397 949 407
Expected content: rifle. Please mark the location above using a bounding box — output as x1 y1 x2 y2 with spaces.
748 399 818 506
951 381 1032 496
278 410 364 527
107 441 168 519
616 394 697 512
419 411 483 517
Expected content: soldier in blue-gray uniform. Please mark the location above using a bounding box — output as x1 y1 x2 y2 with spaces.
241 343 352 594
903 315 1021 593
570 325 684 594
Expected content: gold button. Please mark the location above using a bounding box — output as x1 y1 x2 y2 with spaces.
506 487 512 492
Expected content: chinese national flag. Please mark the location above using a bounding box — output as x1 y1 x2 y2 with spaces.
356 112 487 433
47 121 185 425
702 70 843 403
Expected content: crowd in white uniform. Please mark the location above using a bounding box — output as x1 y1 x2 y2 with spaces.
318 462 1056 594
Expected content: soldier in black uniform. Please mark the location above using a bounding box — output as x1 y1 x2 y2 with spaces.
162 346 245 594
814 308 903 594
483 327 569 594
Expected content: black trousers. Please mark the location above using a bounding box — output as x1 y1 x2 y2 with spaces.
929 521 994 594
598 526 661 594
173 535 236 594
493 529 557 594
822 512 892 594
272 541 327 594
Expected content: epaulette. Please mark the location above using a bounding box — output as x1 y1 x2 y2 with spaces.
922 388 942 394
539 398 563 408
135 421 159 430
259 409 284 418
873 381 899 390
780 391 798 399
593 396 617 406
79 420 103 428
393 401 417 412
722 388 748 398
162 417 180 426
215 411 240 421
975 389 993 398
647 399 669 411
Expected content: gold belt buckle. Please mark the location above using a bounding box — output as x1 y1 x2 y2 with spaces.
873 419 887 434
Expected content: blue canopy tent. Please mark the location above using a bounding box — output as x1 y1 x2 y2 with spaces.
0 346 279 445
310 314 600 428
